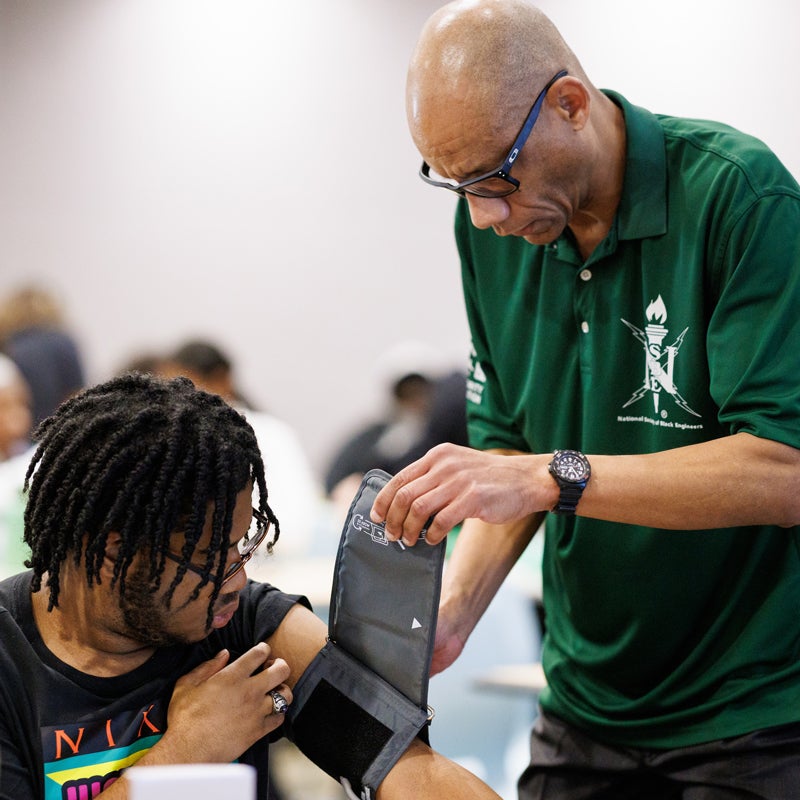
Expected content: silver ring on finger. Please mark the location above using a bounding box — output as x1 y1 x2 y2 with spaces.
269 690 288 715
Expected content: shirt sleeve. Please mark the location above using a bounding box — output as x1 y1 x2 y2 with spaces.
708 192 800 448
456 201 531 454
208 580 312 657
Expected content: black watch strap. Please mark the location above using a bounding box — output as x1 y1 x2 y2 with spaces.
553 483 584 514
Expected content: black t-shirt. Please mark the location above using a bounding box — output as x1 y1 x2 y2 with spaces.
0 573 307 799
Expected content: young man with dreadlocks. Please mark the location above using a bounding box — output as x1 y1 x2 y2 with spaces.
0 374 500 800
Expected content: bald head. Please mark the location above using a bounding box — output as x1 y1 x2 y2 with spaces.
407 0 590 163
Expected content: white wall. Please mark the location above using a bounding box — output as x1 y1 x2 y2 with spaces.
1 0 798 478
534 0 799 178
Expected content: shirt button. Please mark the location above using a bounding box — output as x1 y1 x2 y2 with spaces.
580 269 592 281
581 321 590 333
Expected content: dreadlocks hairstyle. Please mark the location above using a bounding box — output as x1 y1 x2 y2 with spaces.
23 373 278 627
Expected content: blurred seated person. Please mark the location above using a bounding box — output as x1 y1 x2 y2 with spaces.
0 354 33 463
156 339 321 559
325 341 468 515
402 368 470 464
116 351 164 378
0 354 34 578
0 285 86 429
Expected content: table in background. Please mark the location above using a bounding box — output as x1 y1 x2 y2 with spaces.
474 662 547 694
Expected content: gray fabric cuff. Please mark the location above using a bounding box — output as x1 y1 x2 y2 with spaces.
285 641 430 798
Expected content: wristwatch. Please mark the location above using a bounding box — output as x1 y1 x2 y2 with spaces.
548 449 591 514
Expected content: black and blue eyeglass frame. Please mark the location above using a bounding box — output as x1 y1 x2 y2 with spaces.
419 69 568 198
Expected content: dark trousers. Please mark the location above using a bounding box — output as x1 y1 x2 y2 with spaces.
518 708 800 800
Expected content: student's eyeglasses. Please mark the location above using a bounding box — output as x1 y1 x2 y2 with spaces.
165 505 279 587
419 69 568 198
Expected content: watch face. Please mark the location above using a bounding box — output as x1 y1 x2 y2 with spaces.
554 450 590 483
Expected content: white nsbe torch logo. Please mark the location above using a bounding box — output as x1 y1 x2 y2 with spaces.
620 295 700 418
466 344 486 406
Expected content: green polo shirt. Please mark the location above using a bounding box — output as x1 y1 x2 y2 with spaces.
457 91 800 747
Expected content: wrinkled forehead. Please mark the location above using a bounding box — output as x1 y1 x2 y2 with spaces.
409 76 524 180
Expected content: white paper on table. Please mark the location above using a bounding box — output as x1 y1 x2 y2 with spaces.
126 763 256 800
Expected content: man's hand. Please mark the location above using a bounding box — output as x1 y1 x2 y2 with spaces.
160 643 292 764
429 604 468 676
371 443 552 545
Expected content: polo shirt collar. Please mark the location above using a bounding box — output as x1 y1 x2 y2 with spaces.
603 90 667 240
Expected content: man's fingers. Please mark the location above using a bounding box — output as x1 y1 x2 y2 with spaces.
178 649 231 687
371 445 444 523
371 472 408 525
381 475 462 546
260 657 291 688
224 642 272 676
371 444 472 544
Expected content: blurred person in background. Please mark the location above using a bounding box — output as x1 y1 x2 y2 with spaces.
0 354 34 578
0 354 32 463
324 341 469 518
0 285 86 430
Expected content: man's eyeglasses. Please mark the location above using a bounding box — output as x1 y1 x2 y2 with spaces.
419 69 568 198
165 505 279 587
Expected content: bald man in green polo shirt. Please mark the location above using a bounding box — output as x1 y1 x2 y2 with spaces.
372 1 800 797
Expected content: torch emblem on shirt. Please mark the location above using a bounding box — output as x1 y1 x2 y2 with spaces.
620 295 700 418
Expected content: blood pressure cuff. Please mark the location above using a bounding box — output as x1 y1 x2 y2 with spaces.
285 641 430 798
285 469 446 797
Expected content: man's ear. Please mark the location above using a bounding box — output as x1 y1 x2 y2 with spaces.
551 76 591 131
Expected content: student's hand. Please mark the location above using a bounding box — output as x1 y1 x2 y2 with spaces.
161 643 292 764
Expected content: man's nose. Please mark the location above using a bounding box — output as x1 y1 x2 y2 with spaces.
227 560 250 592
465 194 511 229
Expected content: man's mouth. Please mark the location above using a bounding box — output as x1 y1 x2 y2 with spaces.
212 596 240 628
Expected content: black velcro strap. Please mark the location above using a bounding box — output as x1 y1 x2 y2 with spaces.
285 641 430 797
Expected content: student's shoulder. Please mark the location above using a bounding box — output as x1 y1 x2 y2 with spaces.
0 571 33 615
